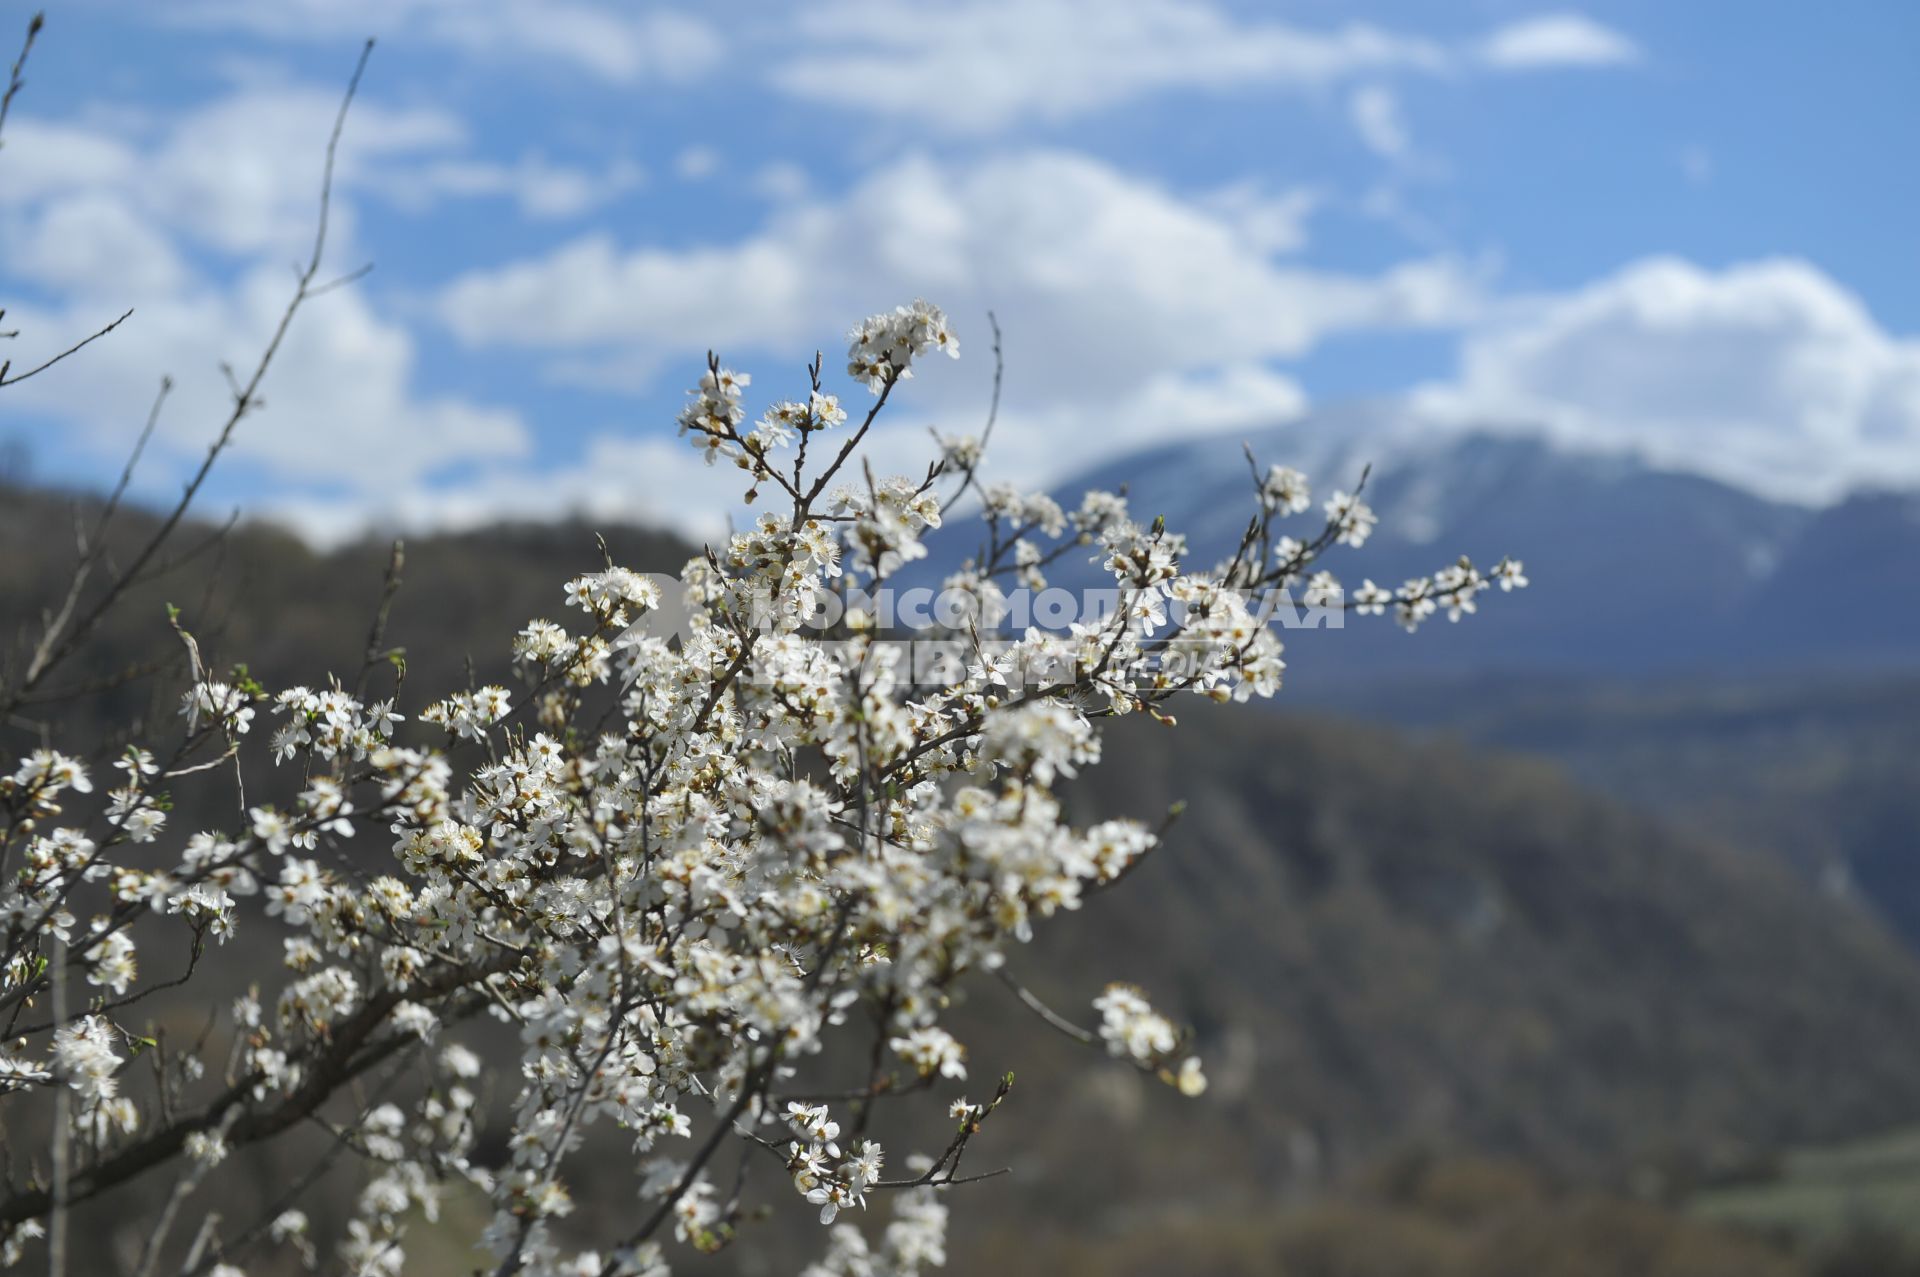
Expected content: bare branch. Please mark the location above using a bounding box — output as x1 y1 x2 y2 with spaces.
993 967 1097 1047
46 934 68 1277
304 261 374 298
940 309 1003 513
352 539 405 702
0 10 43 152
0 308 133 388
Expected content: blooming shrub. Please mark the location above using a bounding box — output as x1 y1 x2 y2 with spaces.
0 295 1523 1275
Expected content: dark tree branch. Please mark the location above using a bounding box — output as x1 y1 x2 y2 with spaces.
0 10 42 152
0 309 133 387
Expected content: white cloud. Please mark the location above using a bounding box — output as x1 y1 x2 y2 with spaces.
7 193 189 297
1348 85 1408 158
162 0 1638 151
1 73 652 248
264 361 1310 550
0 120 137 202
0 84 529 493
371 145 1468 534
162 1 1637 149
5 269 528 491
154 93 461 255
1414 257 1920 502
1359 183 1451 251
382 153 645 220
768 2 1638 135
1200 182 1321 255
266 433 738 549
674 146 720 181
437 150 1482 410
279 252 1920 544
0 90 461 259
418 149 1479 528
974 363 1310 488
773 0 1446 134
426 5 721 84
754 161 812 203
171 1 725 85
1478 13 1640 70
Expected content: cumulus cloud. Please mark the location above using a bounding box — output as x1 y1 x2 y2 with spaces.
265 362 1311 550
1348 85 1409 158
171 1 724 85
971 363 1310 489
9 193 190 297
158 1 1640 152
1198 182 1321 256
0 90 461 260
266 433 740 549
409 149 1474 533
0 84 528 492
1478 13 1641 70
381 153 645 220
754 162 812 203
767 2 1638 134
162 2 1637 147
674 146 721 181
4 270 528 491
437 150 1482 408
772 0 1446 133
1414 257 1920 502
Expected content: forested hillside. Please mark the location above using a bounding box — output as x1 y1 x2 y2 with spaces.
7 480 1919 1272
1318 673 1920 949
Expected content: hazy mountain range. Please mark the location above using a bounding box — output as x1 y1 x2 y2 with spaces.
928 411 1920 690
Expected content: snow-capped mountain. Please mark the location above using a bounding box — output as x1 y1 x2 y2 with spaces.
929 412 1920 687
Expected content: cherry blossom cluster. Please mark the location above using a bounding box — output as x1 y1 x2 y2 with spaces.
0 301 1522 1276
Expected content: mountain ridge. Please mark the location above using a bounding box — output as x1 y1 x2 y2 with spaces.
920 416 1920 684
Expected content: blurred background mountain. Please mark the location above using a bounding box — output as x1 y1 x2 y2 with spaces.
8 431 1920 1272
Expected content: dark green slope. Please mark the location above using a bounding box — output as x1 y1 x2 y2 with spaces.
947 705 1920 1228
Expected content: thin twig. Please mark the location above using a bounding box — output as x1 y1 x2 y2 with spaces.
0 309 133 388
129 1107 239 1277
352 539 405 702
993 967 1096 1046
46 936 68 1277
0 11 43 151
940 310 1003 513
15 379 172 707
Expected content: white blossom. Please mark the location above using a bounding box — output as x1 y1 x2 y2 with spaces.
0 299 1523 1277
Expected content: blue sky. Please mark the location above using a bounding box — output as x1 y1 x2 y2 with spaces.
4 1 1918 541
